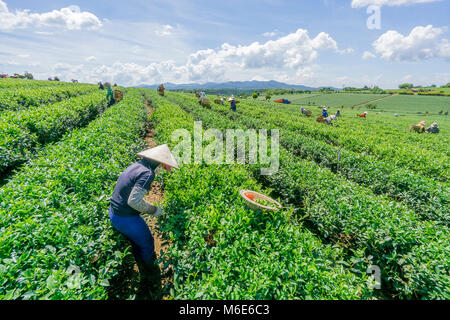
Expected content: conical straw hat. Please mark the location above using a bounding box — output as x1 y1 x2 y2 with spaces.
137 144 179 169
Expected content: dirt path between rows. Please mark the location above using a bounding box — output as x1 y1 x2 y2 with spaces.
352 93 399 108
141 96 172 299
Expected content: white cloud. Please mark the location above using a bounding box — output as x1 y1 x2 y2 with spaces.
184 29 348 76
351 0 442 8
131 45 142 54
311 32 339 51
42 29 347 86
155 24 174 36
0 1 102 31
3 60 19 66
340 48 355 54
373 25 450 61
1 60 40 67
263 30 280 37
263 31 277 37
362 51 376 59
35 31 55 36
53 63 74 71
85 56 97 62
398 72 450 86
309 32 353 54
251 75 267 81
18 54 30 58
402 74 413 82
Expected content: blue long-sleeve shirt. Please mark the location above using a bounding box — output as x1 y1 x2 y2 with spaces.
110 159 156 217
230 101 237 112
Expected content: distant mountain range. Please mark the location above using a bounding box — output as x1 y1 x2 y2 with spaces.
138 80 339 91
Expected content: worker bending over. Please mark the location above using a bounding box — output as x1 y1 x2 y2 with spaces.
198 92 206 104
358 112 368 118
109 144 179 296
426 122 440 134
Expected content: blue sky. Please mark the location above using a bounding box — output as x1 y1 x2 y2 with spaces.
1 0 449 88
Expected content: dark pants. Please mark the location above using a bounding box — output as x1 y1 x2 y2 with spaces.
109 207 155 266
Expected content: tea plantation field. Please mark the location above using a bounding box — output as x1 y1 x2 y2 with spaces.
0 79 448 300
373 94 450 116
270 93 391 108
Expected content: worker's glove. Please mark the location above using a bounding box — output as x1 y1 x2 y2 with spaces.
152 207 164 218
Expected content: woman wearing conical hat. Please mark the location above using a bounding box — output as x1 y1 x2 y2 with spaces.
109 144 178 294
229 95 237 112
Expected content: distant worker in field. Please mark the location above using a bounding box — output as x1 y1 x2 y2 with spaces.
426 122 439 134
358 112 368 118
109 144 179 297
229 95 237 112
325 115 336 125
410 121 426 133
322 107 329 118
301 107 307 115
335 110 341 117
157 84 165 96
98 82 105 90
105 82 115 106
198 91 206 104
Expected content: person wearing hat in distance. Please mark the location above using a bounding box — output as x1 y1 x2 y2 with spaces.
229 95 237 112
361 111 368 118
426 122 439 134
322 107 329 118
104 82 115 106
109 144 179 294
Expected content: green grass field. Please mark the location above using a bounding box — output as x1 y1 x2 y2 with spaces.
270 93 390 108
262 92 450 131
373 94 450 116
269 92 450 122
269 93 324 103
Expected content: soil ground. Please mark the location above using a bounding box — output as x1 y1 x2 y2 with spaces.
141 96 172 300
